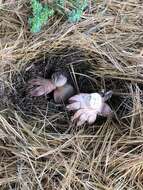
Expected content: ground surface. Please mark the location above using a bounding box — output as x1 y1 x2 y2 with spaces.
0 0 143 189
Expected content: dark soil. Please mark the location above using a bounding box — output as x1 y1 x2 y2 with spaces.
8 48 95 117
6 47 134 128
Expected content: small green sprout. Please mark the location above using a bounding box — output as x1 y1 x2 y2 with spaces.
29 0 54 33
29 0 88 33
68 0 88 23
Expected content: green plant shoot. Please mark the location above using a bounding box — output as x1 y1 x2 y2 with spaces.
68 0 88 23
29 0 88 33
29 0 54 33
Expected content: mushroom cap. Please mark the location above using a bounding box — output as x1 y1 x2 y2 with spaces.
51 72 67 87
90 93 103 112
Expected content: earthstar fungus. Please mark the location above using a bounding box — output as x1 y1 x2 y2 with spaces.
66 91 113 126
28 71 74 104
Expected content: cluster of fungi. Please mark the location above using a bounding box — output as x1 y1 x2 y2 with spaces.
28 71 113 126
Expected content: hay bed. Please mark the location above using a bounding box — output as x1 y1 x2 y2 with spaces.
0 0 143 189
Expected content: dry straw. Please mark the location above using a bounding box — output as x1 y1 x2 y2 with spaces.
0 0 143 189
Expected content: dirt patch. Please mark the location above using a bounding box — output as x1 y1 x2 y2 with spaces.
7 48 95 123
5 47 134 129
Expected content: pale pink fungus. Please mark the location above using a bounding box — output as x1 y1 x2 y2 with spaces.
66 91 113 126
28 72 74 103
